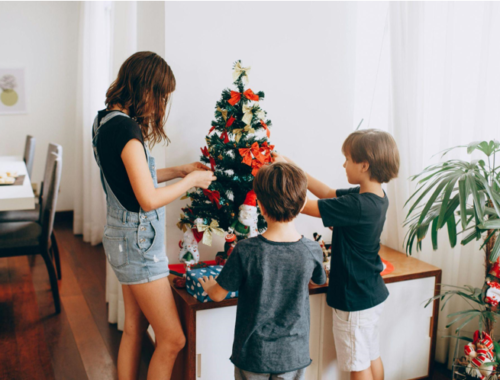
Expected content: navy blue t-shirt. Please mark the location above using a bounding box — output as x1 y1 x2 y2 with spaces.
318 187 389 312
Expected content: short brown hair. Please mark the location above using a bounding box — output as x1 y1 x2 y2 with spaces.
106 51 176 147
253 162 308 222
342 129 399 183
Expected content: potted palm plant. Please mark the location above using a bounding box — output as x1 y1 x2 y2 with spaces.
405 140 500 378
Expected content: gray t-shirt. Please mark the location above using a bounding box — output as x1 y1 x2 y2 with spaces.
216 235 327 374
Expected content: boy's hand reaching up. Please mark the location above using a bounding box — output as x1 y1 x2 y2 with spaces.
198 275 229 302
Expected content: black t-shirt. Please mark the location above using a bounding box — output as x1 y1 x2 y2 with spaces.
93 109 146 212
318 187 389 312
216 235 327 374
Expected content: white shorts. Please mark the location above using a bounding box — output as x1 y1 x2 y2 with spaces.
332 302 385 372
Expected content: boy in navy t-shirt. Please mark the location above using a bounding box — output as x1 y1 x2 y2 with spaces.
274 129 400 380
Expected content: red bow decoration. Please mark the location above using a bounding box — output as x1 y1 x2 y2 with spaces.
243 89 259 101
239 142 265 167
259 141 275 163
220 130 230 144
228 91 241 106
201 147 209 157
251 160 264 176
209 125 216 133
209 157 216 172
226 116 235 127
260 120 271 138
203 189 222 209
227 89 260 106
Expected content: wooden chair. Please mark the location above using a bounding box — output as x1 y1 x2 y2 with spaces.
0 144 62 279
23 135 35 179
0 150 62 313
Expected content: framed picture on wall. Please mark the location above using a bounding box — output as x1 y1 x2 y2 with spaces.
0 68 27 115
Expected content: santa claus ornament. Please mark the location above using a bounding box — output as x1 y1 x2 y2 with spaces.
231 190 259 238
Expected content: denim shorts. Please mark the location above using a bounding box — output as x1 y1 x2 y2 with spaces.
331 302 385 372
102 206 169 285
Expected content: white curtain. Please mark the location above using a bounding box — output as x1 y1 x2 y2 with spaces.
379 2 500 365
74 1 137 331
73 1 113 245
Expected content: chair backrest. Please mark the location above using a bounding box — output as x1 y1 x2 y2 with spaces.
23 135 36 178
40 144 62 220
40 152 62 251
39 143 61 203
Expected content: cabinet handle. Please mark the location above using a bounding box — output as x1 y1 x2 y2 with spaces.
429 316 434 338
197 353 201 378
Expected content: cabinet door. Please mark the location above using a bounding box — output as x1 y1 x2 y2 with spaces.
381 277 435 380
196 296 325 380
306 294 325 380
196 306 237 380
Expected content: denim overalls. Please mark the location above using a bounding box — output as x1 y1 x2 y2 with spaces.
92 111 169 285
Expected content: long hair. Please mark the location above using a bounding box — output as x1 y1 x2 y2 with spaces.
106 51 176 147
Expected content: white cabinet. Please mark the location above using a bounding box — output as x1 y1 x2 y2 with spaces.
192 277 435 380
165 246 441 380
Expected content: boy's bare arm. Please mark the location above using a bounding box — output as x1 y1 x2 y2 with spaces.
273 153 336 199
198 275 229 302
307 173 337 199
302 198 321 218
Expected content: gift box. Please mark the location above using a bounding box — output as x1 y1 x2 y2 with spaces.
185 265 239 303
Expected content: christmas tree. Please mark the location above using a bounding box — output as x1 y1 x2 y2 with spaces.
177 61 275 270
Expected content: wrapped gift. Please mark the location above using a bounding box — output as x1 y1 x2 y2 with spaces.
185 265 238 303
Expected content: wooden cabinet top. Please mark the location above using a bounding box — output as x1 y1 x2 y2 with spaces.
168 244 441 311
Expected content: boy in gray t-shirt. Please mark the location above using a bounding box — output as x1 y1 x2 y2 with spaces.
199 162 327 379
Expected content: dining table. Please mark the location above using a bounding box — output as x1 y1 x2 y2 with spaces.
0 155 35 211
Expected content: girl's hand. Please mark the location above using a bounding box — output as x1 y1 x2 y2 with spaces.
180 162 211 177
186 170 216 189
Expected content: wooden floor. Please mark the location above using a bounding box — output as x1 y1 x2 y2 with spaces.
0 215 451 380
0 215 153 380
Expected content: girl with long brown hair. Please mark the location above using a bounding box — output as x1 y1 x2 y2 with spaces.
92 51 215 379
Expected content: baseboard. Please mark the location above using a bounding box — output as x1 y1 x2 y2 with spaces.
55 210 73 225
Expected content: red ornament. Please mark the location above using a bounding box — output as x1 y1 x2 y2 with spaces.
260 120 271 138
192 228 204 243
220 130 230 144
201 146 210 157
173 277 186 288
215 256 226 266
203 189 222 209
226 116 235 127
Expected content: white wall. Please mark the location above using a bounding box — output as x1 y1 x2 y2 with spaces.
163 2 358 263
0 1 79 211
